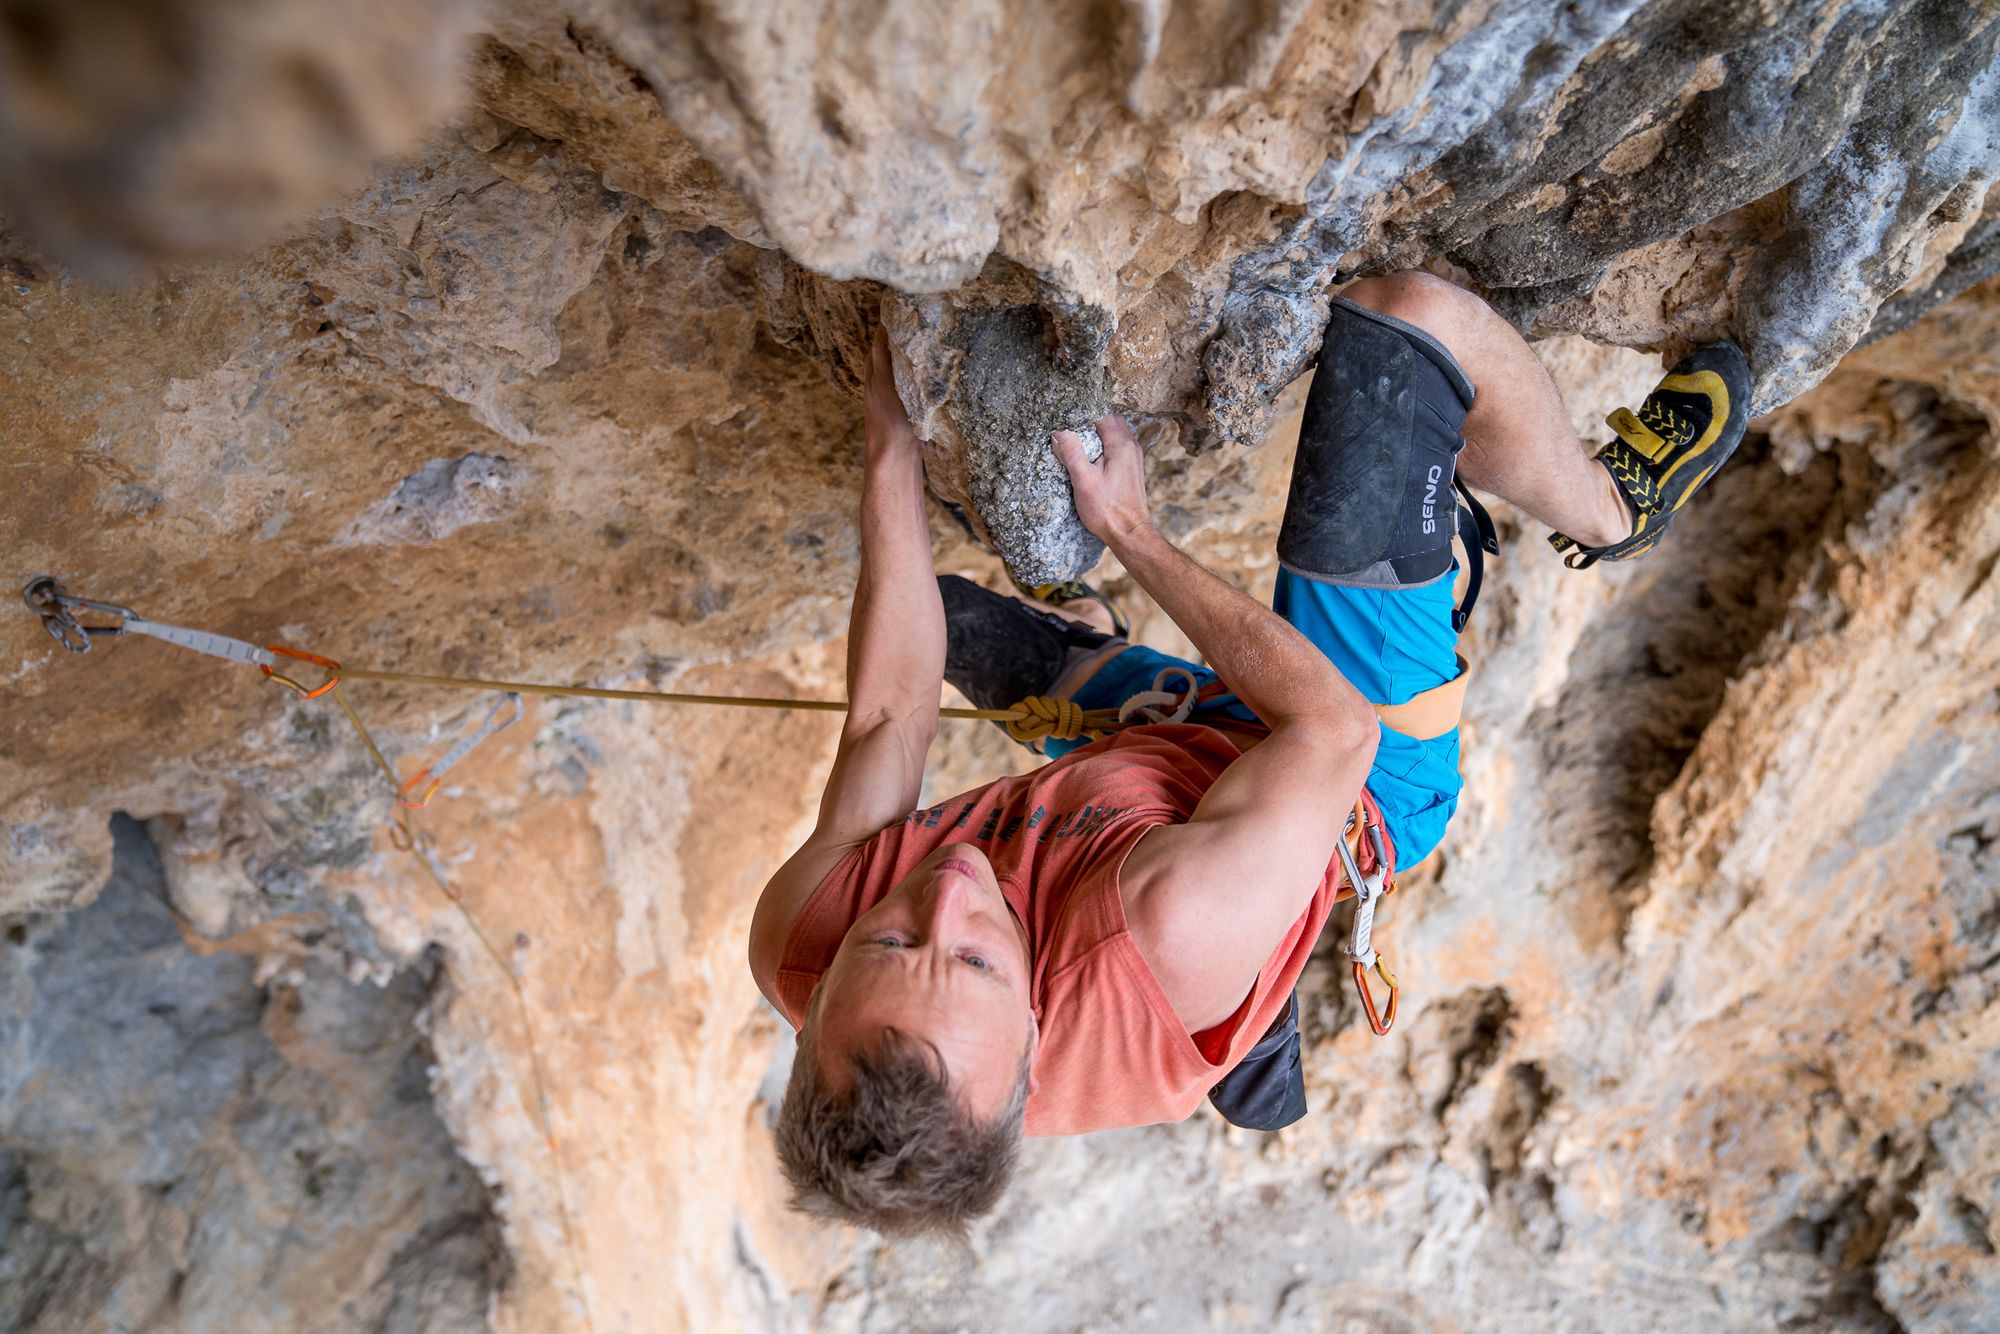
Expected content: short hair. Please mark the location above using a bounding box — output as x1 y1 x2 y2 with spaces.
775 1018 1030 1240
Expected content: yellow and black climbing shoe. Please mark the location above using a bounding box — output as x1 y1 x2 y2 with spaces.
1013 578 1130 638
1549 341 1752 568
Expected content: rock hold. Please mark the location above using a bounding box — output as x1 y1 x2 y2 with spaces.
888 267 1116 584
5 2 1999 572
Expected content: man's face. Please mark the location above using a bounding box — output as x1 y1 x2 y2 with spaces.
810 844 1036 1119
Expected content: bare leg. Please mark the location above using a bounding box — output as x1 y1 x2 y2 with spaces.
1338 273 1633 549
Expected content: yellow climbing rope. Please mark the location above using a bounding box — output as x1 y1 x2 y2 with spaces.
335 663 1121 745
20 575 1128 745
995 691 1093 744
326 684 597 1333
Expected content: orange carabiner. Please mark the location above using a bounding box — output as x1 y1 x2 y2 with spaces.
398 768 442 811
394 693 521 809
261 645 343 700
1352 955 1399 1036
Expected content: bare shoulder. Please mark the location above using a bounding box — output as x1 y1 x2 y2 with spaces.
1115 731 1359 1033
1116 821 1274 1033
747 832 866 1005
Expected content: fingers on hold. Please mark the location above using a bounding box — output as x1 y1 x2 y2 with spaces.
1095 413 1135 447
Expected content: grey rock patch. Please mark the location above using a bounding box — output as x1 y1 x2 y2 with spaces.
0 815 504 1331
1743 29 2000 411
1199 278 1331 449
888 269 1115 584
341 452 526 547
1189 0 2000 455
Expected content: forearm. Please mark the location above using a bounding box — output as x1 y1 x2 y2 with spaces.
845 441 944 728
1110 525 1369 731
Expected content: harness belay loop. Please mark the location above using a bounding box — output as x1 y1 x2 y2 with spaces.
1116 665 1200 726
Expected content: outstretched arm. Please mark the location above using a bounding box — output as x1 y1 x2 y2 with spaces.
749 330 941 996
825 328 945 831
1053 418 1378 1031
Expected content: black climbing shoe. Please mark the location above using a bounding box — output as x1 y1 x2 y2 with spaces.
1549 341 1752 568
1009 577 1130 639
939 574 1119 718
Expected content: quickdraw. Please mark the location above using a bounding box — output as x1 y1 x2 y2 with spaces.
23 574 592 1327
399 694 523 809
22 576 346 700
21 574 1130 737
1335 807 1400 1037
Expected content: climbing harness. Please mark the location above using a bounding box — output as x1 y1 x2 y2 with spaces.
1161 681 1410 1038
1119 668 1410 1037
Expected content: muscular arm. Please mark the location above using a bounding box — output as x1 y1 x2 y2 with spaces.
749 331 940 998
1053 420 1378 1030
833 378 944 801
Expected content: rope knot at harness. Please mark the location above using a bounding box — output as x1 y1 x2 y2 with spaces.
1005 694 1088 744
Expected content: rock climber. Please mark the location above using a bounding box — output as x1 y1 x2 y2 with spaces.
747 271 1750 1237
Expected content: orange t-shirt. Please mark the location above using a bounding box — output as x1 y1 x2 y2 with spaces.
775 723 1382 1137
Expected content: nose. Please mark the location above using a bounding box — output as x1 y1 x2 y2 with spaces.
919 867 978 933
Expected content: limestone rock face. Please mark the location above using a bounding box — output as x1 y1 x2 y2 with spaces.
0 818 502 1331
558 0 2000 579
1 2 1998 1331
6 0 1997 578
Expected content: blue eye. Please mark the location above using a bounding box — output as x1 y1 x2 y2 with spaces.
875 936 907 949
961 953 991 972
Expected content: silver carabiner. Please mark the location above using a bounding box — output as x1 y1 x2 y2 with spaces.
21 575 132 654
22 575 277 671
1337 809 1398 1036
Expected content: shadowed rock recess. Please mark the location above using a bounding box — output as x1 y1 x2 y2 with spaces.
1 1 1996 1330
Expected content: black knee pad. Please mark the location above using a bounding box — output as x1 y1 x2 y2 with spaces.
1277 298 1475 591
938 575 1115 712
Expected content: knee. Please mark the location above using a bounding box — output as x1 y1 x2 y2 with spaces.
1339 271 1484 342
